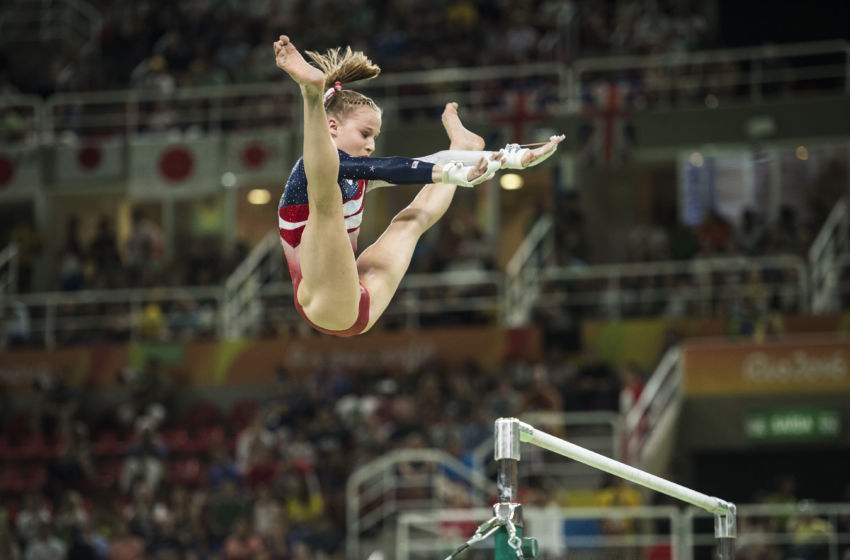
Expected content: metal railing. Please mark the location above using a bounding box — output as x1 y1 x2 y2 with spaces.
0 242 18 296
397 505 681 560
46 81 299 139
222 230 285 339
533 254 810 320
571 40 850 110
0 249 837 348
623 347 683 467
809 198 849 312
346 448 493 560
256 269 505 334
0 95 45 145
0 39 845 145
505 215 555 326
0 0 102 53
2 284 225 348
686 503 850 560
395 503 850 560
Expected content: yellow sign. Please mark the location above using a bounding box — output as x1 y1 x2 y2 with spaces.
683 336 850 395
0 326 540 392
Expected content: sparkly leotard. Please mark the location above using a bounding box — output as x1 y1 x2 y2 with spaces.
278 149 435 336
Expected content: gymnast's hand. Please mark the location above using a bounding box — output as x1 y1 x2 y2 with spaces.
502 134 566 169
467 150 505 182
523 134 565 166
435 150 504 187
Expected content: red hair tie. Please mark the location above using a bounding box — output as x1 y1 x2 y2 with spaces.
323 81 343 102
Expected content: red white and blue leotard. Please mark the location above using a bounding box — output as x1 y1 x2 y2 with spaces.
278 149 435 336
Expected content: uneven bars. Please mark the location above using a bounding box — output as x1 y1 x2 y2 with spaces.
515 420 733 515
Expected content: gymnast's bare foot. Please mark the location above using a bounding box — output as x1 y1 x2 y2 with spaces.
273 35 324 96
442 103 485 151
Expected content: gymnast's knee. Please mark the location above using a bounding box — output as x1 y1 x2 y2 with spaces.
390 207 430 235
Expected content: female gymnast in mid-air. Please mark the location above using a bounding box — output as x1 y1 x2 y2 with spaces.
274 35 564 337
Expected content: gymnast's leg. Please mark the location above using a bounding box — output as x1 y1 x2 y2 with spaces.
355 102 485 332
274 36 361 330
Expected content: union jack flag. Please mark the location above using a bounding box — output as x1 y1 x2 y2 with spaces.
579 81 637 166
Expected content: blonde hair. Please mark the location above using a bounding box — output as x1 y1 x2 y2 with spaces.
305 46 381 118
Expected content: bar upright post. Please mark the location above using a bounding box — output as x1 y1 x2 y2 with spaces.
715 503 737 560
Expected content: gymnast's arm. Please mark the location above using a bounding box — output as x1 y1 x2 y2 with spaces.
338 151 495 192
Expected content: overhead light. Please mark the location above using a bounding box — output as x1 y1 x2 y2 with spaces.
247 188 271 205
500 173 523 190
795 146 808 161
221 171 237 188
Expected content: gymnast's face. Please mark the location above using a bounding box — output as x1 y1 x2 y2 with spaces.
329 106 382 157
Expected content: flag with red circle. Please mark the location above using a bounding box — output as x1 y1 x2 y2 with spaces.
0 144 42 199
54 138 123 184
222 131 288 185
128 135 220 199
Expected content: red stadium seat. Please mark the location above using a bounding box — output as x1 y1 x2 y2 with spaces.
182 401 222 431
3 468 25 495
95 461 122 490
227 400 259 434
94 431 130 456
22 467 47 494
168 458 204 487
162 428 192 454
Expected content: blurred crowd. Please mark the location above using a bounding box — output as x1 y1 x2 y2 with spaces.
3 347 849 560
3 208 246 347
535 191 850 342
4 187 848 347
0 0 714 98
0 348 634 560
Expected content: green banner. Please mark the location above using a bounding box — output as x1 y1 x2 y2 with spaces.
745 409 841 441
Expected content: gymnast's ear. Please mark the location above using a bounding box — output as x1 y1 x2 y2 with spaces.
328 116 340 137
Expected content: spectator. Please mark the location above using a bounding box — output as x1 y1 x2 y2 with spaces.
283 469 324 528
34 370 78 443
65 522 103 560
8 215 42 292
253 484 283 538
23 520 65 560
208 479 251 545
207 440 241 489
596 475 642 540
59 215 85 292
88 216 123 286
235 409 275 474
789 501 834 560
618 361 646 414
53 490 89 543
0 512 21 560
46 422 95 500
126 210 164 278
15 494 51 544
735 208 766 256
242 437 281 490
262 518 291 559
222 517 266 560
120 423 167 493
517 363 564 414
107 519 145 560
125 481 159 541
697 209 734 256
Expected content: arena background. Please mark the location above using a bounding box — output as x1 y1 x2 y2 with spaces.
1 0 849 559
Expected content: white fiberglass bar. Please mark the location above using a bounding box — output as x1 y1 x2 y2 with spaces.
516 420 732 515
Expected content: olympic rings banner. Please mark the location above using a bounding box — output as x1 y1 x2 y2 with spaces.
682 335 850 396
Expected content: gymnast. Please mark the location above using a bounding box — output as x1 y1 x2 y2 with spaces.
274 35 564 336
